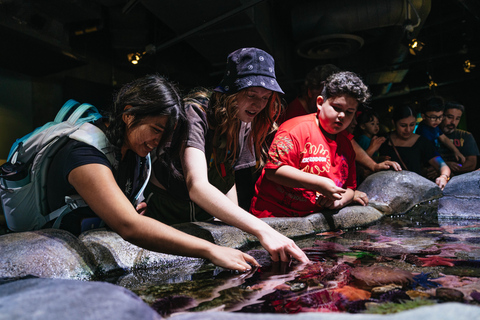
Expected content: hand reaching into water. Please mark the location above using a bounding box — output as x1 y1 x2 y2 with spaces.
207 246 260 272
257 228 310 264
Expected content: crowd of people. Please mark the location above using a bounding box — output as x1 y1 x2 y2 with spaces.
4 47 479 272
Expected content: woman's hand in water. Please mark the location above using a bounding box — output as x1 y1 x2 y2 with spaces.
257 228 310 263
206 246 260 272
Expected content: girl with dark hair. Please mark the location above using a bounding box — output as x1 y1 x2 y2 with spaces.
145 48 309 263
355 110 386 158
378 104 451 190
46 74 258 272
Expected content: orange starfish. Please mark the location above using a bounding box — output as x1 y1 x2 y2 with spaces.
333 285 371 301
418 256 456 267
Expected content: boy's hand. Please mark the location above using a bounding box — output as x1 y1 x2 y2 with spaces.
353 190 369 206
455 152 466 164
315 177 346 201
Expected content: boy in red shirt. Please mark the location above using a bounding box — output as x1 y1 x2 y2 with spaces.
250 71 370 218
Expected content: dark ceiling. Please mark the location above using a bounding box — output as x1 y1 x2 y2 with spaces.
1 0 480 103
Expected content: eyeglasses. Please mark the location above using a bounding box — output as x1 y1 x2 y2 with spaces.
424 115 444 121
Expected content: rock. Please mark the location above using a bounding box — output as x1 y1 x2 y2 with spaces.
0 229 96 280
0 277 162 320
358 171 442 215
79 230 142 275
438 171 480 220
328 205 384 230
436 287 465 302
79 229 206 289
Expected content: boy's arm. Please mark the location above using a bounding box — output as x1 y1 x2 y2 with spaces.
439 134 466 163
264 165 346 201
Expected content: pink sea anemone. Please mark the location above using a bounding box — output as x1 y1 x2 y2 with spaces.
350 265 414 290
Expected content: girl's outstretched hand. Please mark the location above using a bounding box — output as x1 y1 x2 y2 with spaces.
257 229 310 263
207 246 260 272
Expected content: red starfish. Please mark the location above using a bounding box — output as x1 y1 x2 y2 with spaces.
418 255 456 267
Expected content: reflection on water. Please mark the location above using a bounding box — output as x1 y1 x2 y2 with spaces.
133 201 480 316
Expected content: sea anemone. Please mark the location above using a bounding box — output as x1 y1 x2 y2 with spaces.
351 265 414 290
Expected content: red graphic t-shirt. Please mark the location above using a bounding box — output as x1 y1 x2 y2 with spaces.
250 114 356 218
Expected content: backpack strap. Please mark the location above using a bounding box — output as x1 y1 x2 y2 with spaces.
69 122 117 165
67 103 101 125
54 99 82 123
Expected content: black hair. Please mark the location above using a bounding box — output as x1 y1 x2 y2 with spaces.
444 101 465 114
302 64 341 96
105 74 187 178
392 105 416 124
357 109 380 126
321 71 371 107
422 96 445 113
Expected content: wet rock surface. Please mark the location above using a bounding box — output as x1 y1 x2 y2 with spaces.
358 171 442 215
0 170 478 319
0 277 162 320
438 171 480 220
0 229 96 280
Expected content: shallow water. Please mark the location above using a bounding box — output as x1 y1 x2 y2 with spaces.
132 201 480 316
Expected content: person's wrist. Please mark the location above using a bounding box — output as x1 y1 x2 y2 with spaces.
439 174 450 181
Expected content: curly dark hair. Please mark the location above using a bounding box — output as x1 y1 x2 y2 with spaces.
105 74 187 178
321 71 371 106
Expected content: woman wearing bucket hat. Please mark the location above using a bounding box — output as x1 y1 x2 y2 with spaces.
145 48 309 264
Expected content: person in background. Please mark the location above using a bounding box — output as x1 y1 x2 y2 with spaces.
145 48 309 263
46 74 258 272
250 71 370 218
279 64 341 124
379 104 451 190
345 112 402 186
355 110 386 158
415 96 466 164
426 101 479 178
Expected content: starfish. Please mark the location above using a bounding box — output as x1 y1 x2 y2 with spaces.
437 243 476 257
333 285 371 301
374 235 404 244
410 272 441 289
430 274 477 288
317 230 344 239
417 255 456 267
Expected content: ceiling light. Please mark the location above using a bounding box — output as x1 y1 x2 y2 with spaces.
427 75 437 90
127 52 144 65
464 60 476 73
408 38 424 55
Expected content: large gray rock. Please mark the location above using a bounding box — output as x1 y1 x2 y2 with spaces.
79 230 206 284
0 229 96 280
438 171 480 219
0 277 161 320
358 171 442 215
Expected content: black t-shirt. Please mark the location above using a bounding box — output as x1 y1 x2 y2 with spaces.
379 134 438 175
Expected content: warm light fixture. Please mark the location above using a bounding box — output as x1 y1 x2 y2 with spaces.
408 38 424 55
427 75 437 90
127 52 144 65
464 60 476 73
